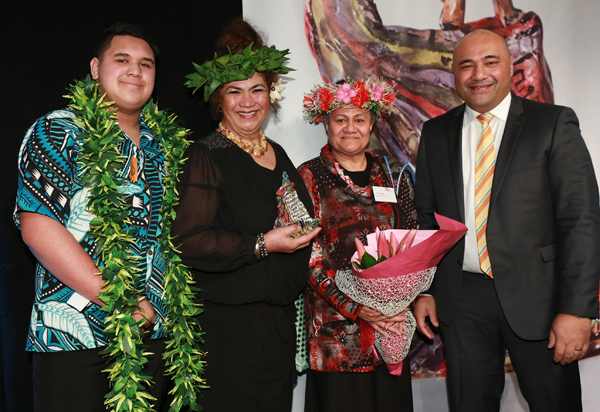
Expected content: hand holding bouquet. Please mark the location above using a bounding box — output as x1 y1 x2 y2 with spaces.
336 214 467 375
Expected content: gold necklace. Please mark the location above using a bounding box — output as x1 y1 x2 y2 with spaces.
218 122 268 157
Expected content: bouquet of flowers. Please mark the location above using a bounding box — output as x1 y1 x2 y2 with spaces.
335 213 467 375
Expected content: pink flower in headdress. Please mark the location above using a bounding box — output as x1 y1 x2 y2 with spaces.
336 83 357 104
369 83 384 101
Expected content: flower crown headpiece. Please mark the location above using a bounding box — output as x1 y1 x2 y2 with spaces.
303 77 398 124
185 43 294 102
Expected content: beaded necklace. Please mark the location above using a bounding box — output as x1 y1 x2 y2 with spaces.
218 121 268 157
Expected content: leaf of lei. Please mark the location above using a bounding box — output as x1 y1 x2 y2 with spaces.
65 75 205 412
142 100 207 412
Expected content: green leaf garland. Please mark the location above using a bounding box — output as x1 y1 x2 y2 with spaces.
185 43 295 101
65 75 205 412
143 100 207 412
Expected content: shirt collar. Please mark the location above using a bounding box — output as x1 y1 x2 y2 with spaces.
139 116 155 149
463 92 512 127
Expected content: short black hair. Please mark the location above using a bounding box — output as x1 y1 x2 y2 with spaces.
94 22 159 62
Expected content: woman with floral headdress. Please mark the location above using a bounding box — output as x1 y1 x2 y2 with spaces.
298 78 418 412
172 19 320 411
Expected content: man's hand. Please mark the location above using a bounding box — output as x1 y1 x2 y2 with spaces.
133 297 156 331
548 313 591 365
414 295 439 340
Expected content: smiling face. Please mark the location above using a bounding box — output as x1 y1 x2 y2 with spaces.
90 35 155 115
453 30 513 113
325 106 374 162
220 72 270 140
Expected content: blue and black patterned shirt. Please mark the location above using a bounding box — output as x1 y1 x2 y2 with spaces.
14 108 168 352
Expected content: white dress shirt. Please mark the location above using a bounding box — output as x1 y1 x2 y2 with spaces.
461 93 511 273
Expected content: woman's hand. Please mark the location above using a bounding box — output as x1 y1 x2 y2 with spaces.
358 306 408 338
263 225 321 254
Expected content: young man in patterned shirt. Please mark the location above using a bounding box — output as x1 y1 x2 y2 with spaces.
14 23 171 412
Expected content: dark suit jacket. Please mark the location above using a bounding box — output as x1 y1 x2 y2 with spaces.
415 93 600 340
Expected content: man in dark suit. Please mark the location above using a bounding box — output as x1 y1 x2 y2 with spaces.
414 29 600 412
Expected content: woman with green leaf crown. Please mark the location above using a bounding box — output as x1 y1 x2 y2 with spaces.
298 77 418 411
173 19 320 411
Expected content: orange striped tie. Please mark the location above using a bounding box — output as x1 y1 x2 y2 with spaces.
475 113 495 277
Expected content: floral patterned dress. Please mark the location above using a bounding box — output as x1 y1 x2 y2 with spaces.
298 144 418 373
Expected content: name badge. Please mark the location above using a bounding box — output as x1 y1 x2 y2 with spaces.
373 186 397 203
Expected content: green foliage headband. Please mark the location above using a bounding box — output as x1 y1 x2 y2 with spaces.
185 43 295 102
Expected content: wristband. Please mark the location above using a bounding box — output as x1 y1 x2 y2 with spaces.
257 232 268 260
255 233 268 261
254 237 262 261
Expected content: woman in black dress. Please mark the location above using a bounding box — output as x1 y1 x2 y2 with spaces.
172 20 320 412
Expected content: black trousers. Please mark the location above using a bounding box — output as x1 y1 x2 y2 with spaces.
440 271 582 412
32 337 169 412
304 361 413 412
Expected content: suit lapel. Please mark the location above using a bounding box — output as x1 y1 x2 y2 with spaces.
449 106 465 223
491 93 525 206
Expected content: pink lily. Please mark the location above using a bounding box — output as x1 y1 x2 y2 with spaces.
354 237 366 260
396 228 417 254
388 232 399 257
336 83 357 104
369 83 384 101
377 229 391 259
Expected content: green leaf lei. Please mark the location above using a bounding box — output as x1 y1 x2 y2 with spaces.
65 75 206 412
185 43 295 101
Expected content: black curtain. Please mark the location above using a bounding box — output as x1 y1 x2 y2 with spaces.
0 2 242 411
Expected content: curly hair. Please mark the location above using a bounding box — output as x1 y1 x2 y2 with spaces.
209 18 279 120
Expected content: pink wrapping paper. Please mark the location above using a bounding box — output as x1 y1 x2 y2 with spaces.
352 214 467 279
343 214 467 375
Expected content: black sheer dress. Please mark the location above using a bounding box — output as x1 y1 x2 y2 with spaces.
172 131 313 412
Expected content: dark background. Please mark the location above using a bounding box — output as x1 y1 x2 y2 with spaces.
0 2 242 410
